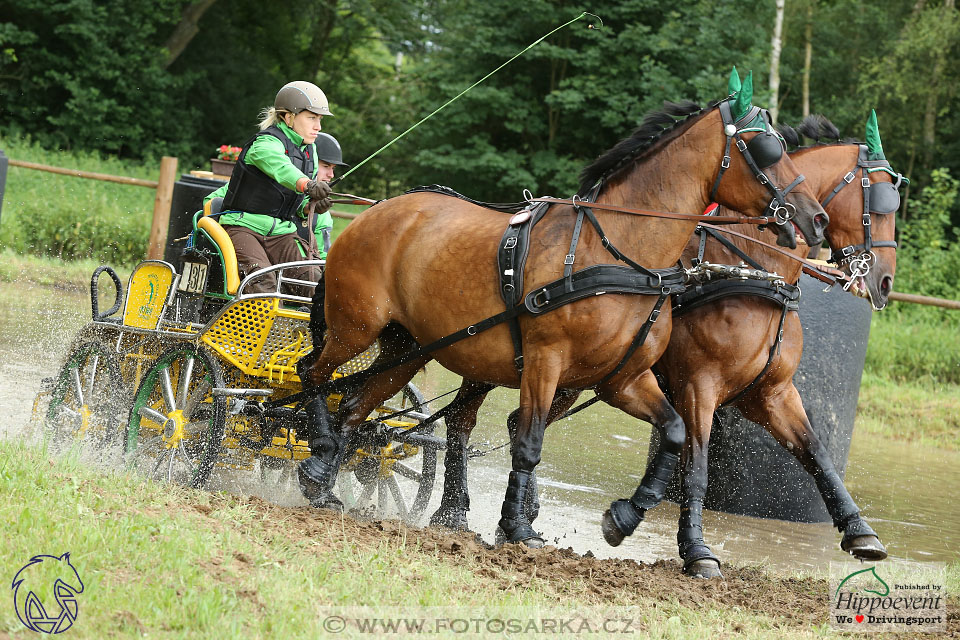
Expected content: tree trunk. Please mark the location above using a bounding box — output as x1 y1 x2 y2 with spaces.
769 0 786 125
162 0 219 69
802 3 813 118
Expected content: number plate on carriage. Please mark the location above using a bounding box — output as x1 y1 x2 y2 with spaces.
178 261 209 294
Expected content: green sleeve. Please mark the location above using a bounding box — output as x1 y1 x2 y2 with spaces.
314 210 333 233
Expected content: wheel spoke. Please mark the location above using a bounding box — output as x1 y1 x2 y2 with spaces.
85 354 100 402
138 406 168 426
160 367 177 413
176 441 197 474
165 443 177 482
357 479 376 506
70 367 85 407
385 475 409 521
184 380 210 420
377 479 388 514
391 462 422 482
177 357 195 409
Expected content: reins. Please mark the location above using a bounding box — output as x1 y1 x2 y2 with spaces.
531 197 774 225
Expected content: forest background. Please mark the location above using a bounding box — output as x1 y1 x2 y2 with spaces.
1 0 959 313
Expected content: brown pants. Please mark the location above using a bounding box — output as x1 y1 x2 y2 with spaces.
224 225 322 296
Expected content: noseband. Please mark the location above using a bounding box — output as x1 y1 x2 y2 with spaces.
710 101 805 226
820 145 906 288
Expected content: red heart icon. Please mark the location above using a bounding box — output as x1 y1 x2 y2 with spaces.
856 615 865 623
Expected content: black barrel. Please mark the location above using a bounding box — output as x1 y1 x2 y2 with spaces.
164 174 225 264
650 273 873 523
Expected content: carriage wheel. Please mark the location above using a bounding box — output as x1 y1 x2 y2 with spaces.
125 345 226 489
45 341 124 450
338 382 440 523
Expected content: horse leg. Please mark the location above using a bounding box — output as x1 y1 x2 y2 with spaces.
739 384 887 561
674 392 723 578
429 380 495 531
597 369 685 546
298 323 423 510
498 358 564 548
504 389 581 525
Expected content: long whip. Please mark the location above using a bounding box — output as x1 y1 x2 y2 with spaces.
330 12 602 187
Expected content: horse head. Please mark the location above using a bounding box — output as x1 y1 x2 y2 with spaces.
785 110 904 310
708 70 828 249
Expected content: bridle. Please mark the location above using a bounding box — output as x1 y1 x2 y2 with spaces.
710 100 806 227
820 144 906 290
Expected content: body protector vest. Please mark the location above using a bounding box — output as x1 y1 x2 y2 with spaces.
221 125 315 225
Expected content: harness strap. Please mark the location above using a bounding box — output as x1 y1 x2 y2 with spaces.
696 226 767 272
598 292 671 387
720 300 793 408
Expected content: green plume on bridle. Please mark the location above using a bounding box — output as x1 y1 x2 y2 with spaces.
865 109 885 161
728 66 741 96
732 70 753 122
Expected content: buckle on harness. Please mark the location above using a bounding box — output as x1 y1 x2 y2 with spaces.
649 307 661 323
844 171 856 184
564 254 575 265
862 177 871 188
503 236 518 250
532 288 550 308
721 156 731 169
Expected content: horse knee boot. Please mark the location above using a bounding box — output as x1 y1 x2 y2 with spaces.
298 400 345 509
604 451 679 545
498 470 544 547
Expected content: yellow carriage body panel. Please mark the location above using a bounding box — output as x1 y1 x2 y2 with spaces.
201 297 313 382
123 262 175 330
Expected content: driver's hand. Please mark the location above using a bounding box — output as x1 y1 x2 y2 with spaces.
304 179 331 201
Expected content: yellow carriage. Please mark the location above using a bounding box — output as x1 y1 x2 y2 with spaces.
36 206 442 521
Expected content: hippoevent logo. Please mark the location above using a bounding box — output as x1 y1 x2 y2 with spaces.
830 562 945 633
11 552 84 634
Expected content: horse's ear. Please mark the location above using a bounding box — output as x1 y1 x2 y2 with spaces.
728 66 741 96
865 109 885 161
733 71 753 121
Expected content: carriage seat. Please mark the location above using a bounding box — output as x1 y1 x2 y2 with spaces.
196 197 241 295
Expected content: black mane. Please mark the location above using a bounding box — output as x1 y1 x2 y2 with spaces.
777 114 845 149
578 99 714 196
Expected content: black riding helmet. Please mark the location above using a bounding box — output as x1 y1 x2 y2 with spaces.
315 133 349 168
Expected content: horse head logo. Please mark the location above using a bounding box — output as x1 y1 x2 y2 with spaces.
11 552 84 634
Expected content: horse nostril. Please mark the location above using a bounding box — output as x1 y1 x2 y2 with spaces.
881 275 893 295
814 213 829 229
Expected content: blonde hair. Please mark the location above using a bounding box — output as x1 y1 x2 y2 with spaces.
258 106 292 131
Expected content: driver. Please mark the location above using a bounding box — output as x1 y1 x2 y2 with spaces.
203 80 334 294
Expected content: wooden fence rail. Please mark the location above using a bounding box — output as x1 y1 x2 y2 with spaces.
4 155 960 310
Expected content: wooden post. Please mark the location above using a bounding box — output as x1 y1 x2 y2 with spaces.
147 156 178 260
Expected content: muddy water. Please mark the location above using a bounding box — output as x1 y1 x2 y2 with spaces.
2 279 957 574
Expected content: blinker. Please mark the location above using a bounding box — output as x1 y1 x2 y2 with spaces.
869 181 900 214
745 131 784 169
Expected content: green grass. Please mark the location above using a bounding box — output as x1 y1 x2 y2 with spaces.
0 135 158 265
856 372 960 450
865 309 960 385
0 440 879 639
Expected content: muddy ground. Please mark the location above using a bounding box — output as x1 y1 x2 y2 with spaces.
183 491 959 638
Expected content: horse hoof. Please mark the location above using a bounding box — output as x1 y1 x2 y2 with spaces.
601 509 625 547
429 508 469 532
683 559 724 579
842 535 888 561
494 525 544 548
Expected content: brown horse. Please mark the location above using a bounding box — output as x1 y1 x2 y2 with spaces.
299 90 827 547
641 128 901 578
431 114 901 575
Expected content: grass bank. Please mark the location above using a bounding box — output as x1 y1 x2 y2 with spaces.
2 440 955 639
